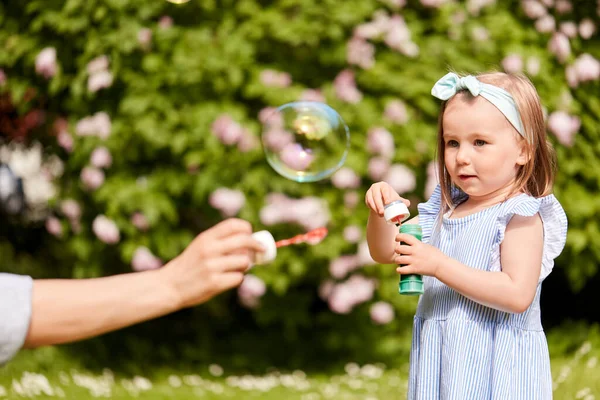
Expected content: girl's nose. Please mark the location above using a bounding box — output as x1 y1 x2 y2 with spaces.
456 146 470 165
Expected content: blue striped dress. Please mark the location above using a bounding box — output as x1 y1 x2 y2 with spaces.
409 185 568 400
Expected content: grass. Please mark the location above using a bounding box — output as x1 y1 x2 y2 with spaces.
1 324 599 399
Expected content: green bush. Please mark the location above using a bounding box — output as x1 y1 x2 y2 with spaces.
0 0 599 368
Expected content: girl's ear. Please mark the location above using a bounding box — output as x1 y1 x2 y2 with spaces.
516 138 529 166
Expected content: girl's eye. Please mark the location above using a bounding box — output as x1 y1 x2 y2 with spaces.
447 140 459 148
474 139 487 146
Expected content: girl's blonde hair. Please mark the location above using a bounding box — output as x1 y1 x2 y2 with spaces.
436 71 556 211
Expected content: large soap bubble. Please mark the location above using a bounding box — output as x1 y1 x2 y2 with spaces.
261 102 350 182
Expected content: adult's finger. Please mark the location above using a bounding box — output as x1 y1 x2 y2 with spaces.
205 218 253 239
215 234 266 255
215 271 245 292
213 254 253 272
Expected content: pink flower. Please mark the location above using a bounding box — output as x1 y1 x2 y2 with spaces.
333 70 362 104
554 0 573 14
368 157 391 181
131 212 150 231
318 280 335 300
237 130 259 152
344 192 359 209
158 16 173 30
467 0 495 15
211 115 244 145
0 69 6 86
258 107 282 126
80 166 105 190
559 21 578 38
548 33 571 63
88 70 113 93
238 275 267 309
328 284 355 314
471 27 489 42
370 301 395 325
92 215 120 244
384 100 409 124
262 128 293 152
565 65 578 88
384 16 418 57
138 28 153 50
209 188 246 217
354 12 390 39
521 0 547 19
502 54 523 74
526 57 541 76
299 89 326 102
132 247 162 271
343 225 362 243
90 146 112 169
87 56 109 75
260 69 292 88
60 199 81 221
425 161 439 198
535 15 555 33
45 216 63 237
35 47 57 79
76 112 111 139
573 54 600 82
347 37 375 69
419 0 449 7
383 164 416 194
279 143 314 171
579 19 596 40
329 255 360 279
367 127 395 159
57 130 74 153
331 167 361 189
547 111 580 146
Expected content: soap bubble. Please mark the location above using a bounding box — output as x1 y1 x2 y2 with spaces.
261 102 350 182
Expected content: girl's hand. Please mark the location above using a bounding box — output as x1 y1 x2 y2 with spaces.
393 233 447 277
365 181 410 218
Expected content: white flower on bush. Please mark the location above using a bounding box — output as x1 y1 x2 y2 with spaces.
354 11 390 39
45 216 63 238
343 225 362 243
132 247 162 271
521 0 547 19
548 32 571 63
547 111 580 147
76 112 112 139
346 37 375 69
535 15 555 33
238 274 267 309
211 115 244 145
260 194 330 231
328 274 376 314
86 55 113 93
331 167 360 189
90 147 113 169
502 54 523 74
560 21 578 38
383 164 416 194
578 19 596 40
209 188 246 217
131 212 150 231
384 100 409 125
260 69 292 88
299 89 325 102
92 215 120 244
368 157 391 181
60 199 82 221
344 191 359 210
80 166 105 190
329 255 360 279
35 47 57 79
526 56 541 76
137 28 152 50
370 301 395 325
574 54 600 82
554 0 572 14
367 127 395 159
158 16 173 30
384 15 419 57
333 70 362 104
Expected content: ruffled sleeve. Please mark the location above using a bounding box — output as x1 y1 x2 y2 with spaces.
417 184 442 244
490 194 568 281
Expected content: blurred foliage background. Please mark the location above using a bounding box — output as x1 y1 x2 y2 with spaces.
0 0 599 387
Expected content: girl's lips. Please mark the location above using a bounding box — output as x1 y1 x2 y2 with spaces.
459 174 476 180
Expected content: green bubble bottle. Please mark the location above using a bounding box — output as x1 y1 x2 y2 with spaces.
397 224 424 296
383 200 424 296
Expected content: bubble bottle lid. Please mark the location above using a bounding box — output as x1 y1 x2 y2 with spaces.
250 230 277 266
383 200 410 225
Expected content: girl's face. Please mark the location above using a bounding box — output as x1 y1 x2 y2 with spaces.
442 95 528 200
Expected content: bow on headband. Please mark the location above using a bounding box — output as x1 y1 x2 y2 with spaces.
431 72 525 137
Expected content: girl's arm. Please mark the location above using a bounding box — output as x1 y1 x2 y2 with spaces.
434 214 543 313
367 211 419 264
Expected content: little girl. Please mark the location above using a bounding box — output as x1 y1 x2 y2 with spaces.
366 71 567 399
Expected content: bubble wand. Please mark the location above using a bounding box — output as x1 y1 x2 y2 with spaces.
251 227 328 266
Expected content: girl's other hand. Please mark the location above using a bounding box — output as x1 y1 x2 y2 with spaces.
394 233 447 277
